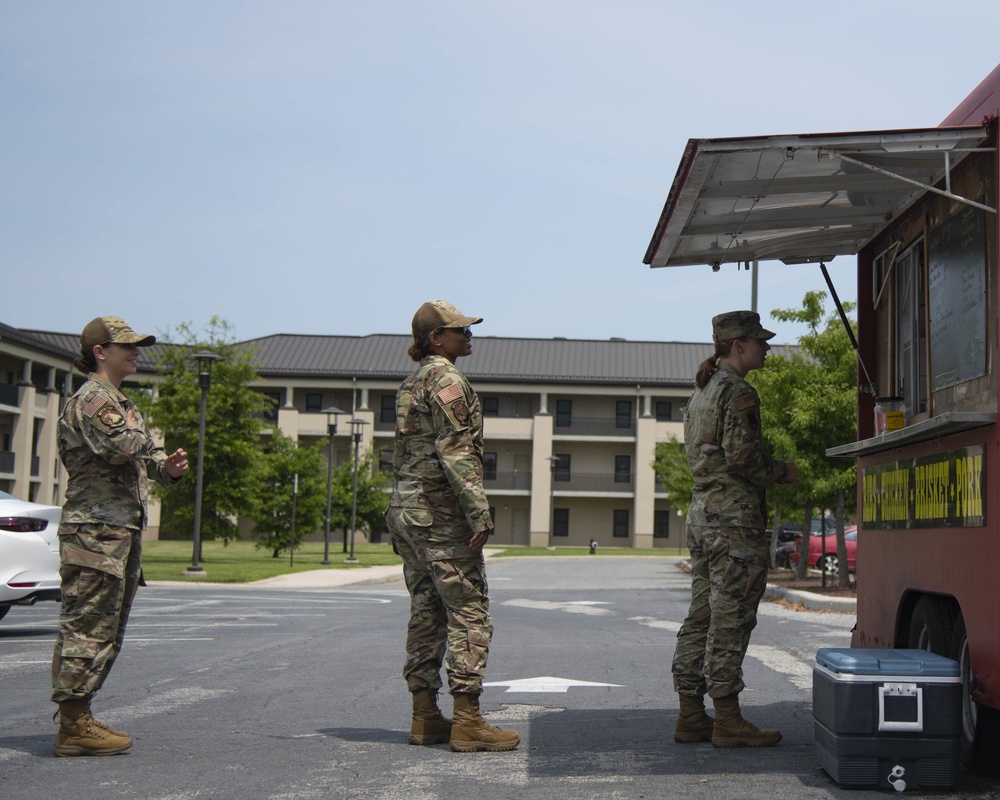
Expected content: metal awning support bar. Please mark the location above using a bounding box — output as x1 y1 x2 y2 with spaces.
819 262 875 396
837 152 997 215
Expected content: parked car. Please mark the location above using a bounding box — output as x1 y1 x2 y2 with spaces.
769 515 838 545
789 524 858 575
0 490 62 621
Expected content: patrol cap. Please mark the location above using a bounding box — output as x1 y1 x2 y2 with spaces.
80 316 156 354
411 301 483 339
712 310 776 342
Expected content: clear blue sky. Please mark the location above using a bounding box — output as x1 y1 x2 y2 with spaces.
3 2 998 346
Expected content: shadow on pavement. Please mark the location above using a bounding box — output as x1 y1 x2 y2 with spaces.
318 727 406 745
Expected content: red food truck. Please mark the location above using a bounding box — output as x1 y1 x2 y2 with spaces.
644 63 1000 774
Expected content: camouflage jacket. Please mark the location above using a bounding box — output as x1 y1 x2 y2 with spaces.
389 355 492 533
684 361 788 529
58 374 181 530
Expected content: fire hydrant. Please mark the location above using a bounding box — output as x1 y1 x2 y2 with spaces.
589 538 598 555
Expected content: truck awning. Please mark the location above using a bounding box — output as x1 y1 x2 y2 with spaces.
644 125 994 269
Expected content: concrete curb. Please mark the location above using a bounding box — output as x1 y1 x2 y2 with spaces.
764 584 857 613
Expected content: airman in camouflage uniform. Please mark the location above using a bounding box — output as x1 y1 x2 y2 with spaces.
386 301 519 753
50 317 189 757
671 310 796 748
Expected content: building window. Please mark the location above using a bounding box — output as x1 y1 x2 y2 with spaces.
555 399 572 427
613 509 629 538
380 394 396 424
483 452 498 481
482 396 499 417
616 400 632 429
614 455 631 483
653 510 670 538
553 453 571 482
378 450 393 472
305 393 323 412
263 392 281 423
553 508 569 537
489 506 496 524
655 401 672 422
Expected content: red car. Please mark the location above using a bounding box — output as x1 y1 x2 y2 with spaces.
789 525 857 574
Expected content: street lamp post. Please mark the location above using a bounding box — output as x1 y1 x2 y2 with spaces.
346 418 368 563
547 455 561 547
319 406 345 565
187 350 223 575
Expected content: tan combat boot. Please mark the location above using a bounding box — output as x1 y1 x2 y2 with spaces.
54 699 132 757
449 693 520 752
85 700 130 739
711 694 782 748
409 688 452 745
674 694 714 743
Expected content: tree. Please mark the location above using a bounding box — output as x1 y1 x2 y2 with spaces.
144 318 272 544
249 431 329 558
752 291 858 584
652 434 693 519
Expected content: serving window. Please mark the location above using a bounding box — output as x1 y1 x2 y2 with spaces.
871 151 996 425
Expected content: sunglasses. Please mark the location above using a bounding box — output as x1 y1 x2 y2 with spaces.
435 326 472 335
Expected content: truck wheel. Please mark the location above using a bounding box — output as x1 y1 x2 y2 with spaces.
951 614 1000 776
907 594 956 655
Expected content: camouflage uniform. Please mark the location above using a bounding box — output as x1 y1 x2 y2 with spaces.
672 360 789 699
51 374 181 704
386 354 493 696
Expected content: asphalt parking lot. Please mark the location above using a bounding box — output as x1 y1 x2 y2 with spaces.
2 557 997 800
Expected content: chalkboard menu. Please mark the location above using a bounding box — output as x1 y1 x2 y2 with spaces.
928 208 987 390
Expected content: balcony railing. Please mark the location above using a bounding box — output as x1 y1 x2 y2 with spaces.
553 472 634 492
484 470 532 491
554 417 634 437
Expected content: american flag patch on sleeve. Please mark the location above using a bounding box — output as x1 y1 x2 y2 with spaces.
83 395 108 418
435 384 463 405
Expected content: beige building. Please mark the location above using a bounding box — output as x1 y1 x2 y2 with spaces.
1 323 715 549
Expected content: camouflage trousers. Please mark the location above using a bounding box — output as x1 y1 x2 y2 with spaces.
672 524 768 699
51 522 142 704
386 506 493 696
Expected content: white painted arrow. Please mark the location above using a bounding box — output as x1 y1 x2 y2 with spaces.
484 676 623 693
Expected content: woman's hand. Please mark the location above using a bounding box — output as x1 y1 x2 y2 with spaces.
165 448 190 479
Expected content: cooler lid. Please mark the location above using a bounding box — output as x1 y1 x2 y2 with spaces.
816 647 959 677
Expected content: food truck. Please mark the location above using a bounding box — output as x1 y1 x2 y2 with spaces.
644 63 1000 775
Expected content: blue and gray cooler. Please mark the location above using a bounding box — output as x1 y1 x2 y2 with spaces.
813 648 961 791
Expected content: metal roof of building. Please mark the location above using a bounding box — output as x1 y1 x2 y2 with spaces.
241 333 715 386
6 324 793 389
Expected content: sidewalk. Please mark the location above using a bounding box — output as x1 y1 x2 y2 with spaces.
151 563 404 590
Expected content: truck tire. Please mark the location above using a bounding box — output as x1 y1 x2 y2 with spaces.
951 613 1000 776
906 594 956 655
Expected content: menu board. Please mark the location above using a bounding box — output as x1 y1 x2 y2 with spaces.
928 208 987 390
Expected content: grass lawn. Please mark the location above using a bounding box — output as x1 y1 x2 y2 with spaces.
141 539 685 583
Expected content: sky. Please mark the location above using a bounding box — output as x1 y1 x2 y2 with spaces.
3 1 999 347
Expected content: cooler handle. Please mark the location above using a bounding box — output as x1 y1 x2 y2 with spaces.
878 682 923 732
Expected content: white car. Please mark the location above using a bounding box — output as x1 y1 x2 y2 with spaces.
0 490 62 621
